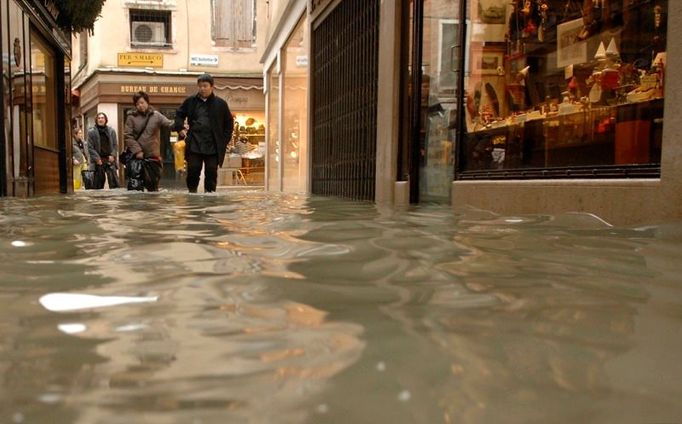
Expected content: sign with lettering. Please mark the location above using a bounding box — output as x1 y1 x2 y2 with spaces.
119 85 188 95
190 54 219 67
82 80 263 111
44 0 59 20
117 53 163 68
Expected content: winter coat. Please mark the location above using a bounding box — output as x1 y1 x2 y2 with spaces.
173 93 234 167
87 125 118 168
72 139 86 164
124 108 173 159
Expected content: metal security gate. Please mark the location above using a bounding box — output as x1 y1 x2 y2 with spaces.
311 0 379 201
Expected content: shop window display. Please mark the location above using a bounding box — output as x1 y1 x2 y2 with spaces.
460 0 667 176
226 114 265 186
281 16 308 193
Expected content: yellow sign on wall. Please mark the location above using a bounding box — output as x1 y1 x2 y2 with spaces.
117 53 163 68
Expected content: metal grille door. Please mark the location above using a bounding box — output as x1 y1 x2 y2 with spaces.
311 0 379 201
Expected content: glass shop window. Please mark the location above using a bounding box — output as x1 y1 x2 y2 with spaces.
31 34 57 150
460 0 667 177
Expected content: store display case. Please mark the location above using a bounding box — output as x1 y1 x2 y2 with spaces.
460 0 667 177
225 114 265 186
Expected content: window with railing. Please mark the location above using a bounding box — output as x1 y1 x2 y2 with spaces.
211 0 256 48
129 9 172 48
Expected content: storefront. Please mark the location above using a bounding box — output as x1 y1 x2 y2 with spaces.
75 72 265 187
397 0 668 201
266 0 678 223
262 0 310 193
389 0 678 224
1 0 71 196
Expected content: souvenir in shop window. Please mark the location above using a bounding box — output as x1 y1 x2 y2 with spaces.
460 0 668 175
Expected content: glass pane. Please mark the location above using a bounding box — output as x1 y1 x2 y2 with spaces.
460 0 667 173
231 111 265 186
281 16 308 193
418 0 460 202
8 0 29 179
1 0 11 191
31 33 57 150
267 63 280 191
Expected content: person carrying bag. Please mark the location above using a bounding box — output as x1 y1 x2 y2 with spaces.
122 111 151 191
123 91 173 191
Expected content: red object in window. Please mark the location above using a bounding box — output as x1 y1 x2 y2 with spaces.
601 69 620 90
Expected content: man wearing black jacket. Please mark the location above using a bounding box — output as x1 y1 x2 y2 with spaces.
173 73 234 193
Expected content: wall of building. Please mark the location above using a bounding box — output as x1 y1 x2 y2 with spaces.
72 0 267 88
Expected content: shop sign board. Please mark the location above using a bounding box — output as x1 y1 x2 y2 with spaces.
190 54 219 67
117 53 163 68
118 84 189 95
43 0 59 19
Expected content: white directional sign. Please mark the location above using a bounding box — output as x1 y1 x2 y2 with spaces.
190 54 219 67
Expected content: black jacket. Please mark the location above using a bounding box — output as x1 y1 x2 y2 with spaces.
173 93 234 167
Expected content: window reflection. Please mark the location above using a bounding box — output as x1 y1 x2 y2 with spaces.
416 0 460 202
267 63 280 191
31 34 56 150
282 17 308 193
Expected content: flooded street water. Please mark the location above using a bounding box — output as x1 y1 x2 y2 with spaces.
1 190 681 424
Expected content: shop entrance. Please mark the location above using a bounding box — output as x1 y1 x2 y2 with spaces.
402 0 463 204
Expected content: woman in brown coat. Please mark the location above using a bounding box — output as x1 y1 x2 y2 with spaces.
124 91 173 191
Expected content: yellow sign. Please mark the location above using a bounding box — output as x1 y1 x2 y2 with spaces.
117 53 163 68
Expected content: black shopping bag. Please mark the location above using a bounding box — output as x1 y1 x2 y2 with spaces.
81 170 96 190
126 159 145 191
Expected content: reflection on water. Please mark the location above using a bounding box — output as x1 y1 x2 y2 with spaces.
1 190 681 423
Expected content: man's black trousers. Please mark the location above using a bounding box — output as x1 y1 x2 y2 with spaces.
186 153 218 193
94 163 119 189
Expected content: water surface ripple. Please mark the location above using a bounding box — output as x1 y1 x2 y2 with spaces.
0 190 681 424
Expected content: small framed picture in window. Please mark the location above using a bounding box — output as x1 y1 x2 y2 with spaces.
557 18 587 68
475 51 504 75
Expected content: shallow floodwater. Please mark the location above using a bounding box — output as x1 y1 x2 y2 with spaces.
0 189 681 424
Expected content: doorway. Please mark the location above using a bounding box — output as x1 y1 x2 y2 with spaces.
403 0 464 203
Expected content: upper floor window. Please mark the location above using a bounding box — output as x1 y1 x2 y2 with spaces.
130 9 172 48
212 0 256 48
78 31 88 69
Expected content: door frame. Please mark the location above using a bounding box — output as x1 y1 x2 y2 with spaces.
402 0 467 203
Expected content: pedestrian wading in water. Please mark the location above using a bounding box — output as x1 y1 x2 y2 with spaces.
123 91 173 191
173 73 234 193
87 112 119 189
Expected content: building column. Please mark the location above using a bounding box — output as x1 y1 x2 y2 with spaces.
374 0 402 205
660 0 682 221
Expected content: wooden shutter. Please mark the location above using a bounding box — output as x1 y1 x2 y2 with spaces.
235 0 254 45
212 0 233 45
